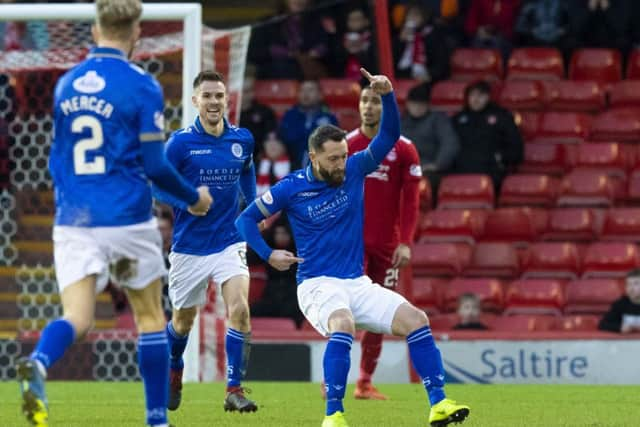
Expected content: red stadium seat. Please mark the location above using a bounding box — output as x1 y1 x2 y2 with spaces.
251 317 297 332
507 47 564 80
334 108 360 132
582 242 640 278
479 208 538 246
499 174 559 207
411 243 469 277
254 79 299 108
505 279 566 316
626 49 640 79
519 143 568 175
438 174 495 209
408 277 446 314
419 209 486 245
490 314 556 331
248 265 267 305
590 108 640 142
463 242 520 278
514 111 542 141
557 170 615 207
609 81 640 108
601 208 640 241
572 143 629 178
522 242 581 280
394 79 418 109
430 80 467 112
531 112 591 144
627 168 640 203
497 80 545 111
556 315 601 331
542 208 599 242
428 313 460 331
565 279 624 314
319 79 361 109
545 80 605 112
569 48 622 84
442 278 505 312
450 48 503 81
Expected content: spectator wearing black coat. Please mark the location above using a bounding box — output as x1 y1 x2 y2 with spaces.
599 269 640 334
239 67 278 159
451 81 523 190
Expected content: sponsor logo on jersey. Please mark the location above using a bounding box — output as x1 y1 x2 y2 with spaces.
410 164 423 177
386 148 397 161
231 143 243 158
72 70 106 94
262 190 274 205
298 191 319 197
190 149 212 155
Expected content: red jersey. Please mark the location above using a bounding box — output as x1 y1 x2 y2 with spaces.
347 128 422 252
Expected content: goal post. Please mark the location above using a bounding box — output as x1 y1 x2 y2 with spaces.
0 2 202 128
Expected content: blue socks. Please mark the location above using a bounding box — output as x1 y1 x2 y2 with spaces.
166 321 189 371
137 331 169 426
324 332 353 416
226 328 248 388
30 318 75 370
407 326 446 406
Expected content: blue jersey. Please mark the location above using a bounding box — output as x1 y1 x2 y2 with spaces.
238 92 401 284
158 117 256 255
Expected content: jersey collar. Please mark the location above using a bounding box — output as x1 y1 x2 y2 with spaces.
87 46 128 61
305 165 318 182
194 116 228 137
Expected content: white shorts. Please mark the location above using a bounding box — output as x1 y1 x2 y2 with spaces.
297 275 408 337
53 218 166 294
168 242 249 309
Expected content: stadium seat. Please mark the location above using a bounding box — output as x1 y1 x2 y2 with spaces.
609 81 640 108
462 242 520 278
519 143 568 175
627 168 640 203
514 111 542 141
569 48 622 84
319 79 361 109
601 208 640 241
442 278 505 312
626 48 640 79
450 48 503 81
254 79 299 117
557 170 615 207
505 279 566 316
556 315 601 331
419 209 485 245
490 314 556 331
542 208 599 242
479 208 538 246
545 80 605 112
565 279 624 314
428 313 460 331
408 277 446 314
522 242 581 280
499 174 558 207
438 174 495 209
411 242 469 277
571 142 629 178
248 265 267 305
507 47 564 80
251 317 298 332
497 80 545 111
590 108 640 142
334 108 360 131
394 79 418 109
531 112 591 144
582 242 640 278
430 80 467 112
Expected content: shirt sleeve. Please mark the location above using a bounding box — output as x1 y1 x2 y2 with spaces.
253 177 291 218
399 142 422 244
137 75 166 144
150 135 198 209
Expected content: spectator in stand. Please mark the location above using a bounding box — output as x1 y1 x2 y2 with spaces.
278 79 338 169
401 83 459 198
465 0 521 60
250 216 304 328
599 269 640 334
335 7 377 81
515 0 575 59
394 1 450 83
256 132 291 197
260 0 331 79
452 80 523 190
453 293 488 330
239 65 278 159
570 0 631 56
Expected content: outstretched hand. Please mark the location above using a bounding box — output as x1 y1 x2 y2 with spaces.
360 68 393 95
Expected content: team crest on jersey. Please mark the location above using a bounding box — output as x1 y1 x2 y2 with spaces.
72 70 106 94
386 149 397 161
262 190 274 205
154 111 165 131
231 143 243 158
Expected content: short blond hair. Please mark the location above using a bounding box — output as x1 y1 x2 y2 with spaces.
95 0 142 41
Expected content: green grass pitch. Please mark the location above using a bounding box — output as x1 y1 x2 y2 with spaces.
1 382 638 426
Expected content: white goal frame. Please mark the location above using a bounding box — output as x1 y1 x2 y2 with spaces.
0 2 202 128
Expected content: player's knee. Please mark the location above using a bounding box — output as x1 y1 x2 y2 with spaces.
327 310 356 335
392 303 429 336
172 307 197 335
228 301 250 328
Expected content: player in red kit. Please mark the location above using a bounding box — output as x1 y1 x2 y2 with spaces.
346 84 422 400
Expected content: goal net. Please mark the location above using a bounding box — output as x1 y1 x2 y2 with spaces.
0 3 249 383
